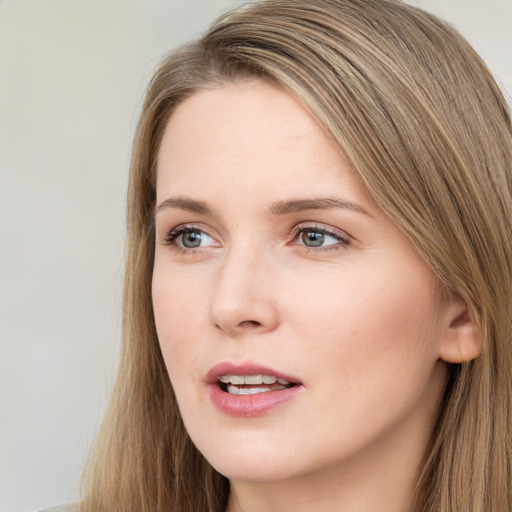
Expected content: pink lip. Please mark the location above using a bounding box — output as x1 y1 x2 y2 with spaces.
206 361 303 417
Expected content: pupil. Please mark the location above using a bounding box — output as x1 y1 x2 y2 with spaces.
302 230 324 247
183 231 202 248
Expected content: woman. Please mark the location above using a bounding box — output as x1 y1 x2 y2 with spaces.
74 0 511 511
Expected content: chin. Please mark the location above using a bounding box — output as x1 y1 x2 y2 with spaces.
191 430 340 485
189 430 306 482
210 457 305 484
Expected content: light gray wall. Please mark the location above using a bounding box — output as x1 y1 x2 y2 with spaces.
0 2 243 511
1 1 510 511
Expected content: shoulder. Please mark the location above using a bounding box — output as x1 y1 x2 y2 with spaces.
38 504 77 512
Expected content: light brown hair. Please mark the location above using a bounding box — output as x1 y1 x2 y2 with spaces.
81 1 512 510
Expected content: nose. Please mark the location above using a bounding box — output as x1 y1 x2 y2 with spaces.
209 246 280 336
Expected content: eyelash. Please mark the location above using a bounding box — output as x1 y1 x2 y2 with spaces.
162 224 212 253
290 223 350 252
161 223 350 253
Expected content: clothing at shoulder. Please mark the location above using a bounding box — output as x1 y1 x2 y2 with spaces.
39 504 77 512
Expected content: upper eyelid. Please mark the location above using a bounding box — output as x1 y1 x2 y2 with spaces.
168 223 204 235
159 223 211 245
291 222 350 239
160 221 352 245
165 222 216 237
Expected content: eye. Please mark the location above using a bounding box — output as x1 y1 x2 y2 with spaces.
293 225 349 250
165 226 218 250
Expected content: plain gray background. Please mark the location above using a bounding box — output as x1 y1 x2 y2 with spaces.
1 1 511 511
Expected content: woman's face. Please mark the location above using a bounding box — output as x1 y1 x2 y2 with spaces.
152 80 453 484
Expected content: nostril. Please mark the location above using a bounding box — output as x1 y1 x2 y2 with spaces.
214 320 261 330
240 320 262 328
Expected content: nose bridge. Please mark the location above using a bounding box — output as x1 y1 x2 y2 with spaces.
209 239 279 335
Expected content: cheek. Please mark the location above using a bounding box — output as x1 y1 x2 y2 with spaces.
282 270 446 454
152 281 210 427
152 277 207 380
285 262 441 383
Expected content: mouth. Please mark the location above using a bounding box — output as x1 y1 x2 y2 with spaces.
218 374 297 395
207 362 302 416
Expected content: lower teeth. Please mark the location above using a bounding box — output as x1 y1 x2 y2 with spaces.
226 384 288 395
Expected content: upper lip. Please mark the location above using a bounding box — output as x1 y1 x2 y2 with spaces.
206 361 302 385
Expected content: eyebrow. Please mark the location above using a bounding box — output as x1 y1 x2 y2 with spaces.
270 197 371 216
155 196 371 217
155 197 212 216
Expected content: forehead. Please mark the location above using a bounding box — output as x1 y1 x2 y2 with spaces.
159 81 328 162
156 80 372 206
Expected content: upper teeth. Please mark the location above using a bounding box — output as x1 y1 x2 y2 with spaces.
218 374 291 385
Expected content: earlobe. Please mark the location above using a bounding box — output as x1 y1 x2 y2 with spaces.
439 300 483 364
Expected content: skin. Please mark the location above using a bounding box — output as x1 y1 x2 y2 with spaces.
152 80 473 512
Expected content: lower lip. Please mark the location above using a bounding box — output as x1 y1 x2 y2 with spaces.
208 384 302 417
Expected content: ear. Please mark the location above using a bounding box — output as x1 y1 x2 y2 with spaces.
439 297 482 364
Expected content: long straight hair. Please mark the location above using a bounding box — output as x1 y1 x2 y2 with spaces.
81 1 512 511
